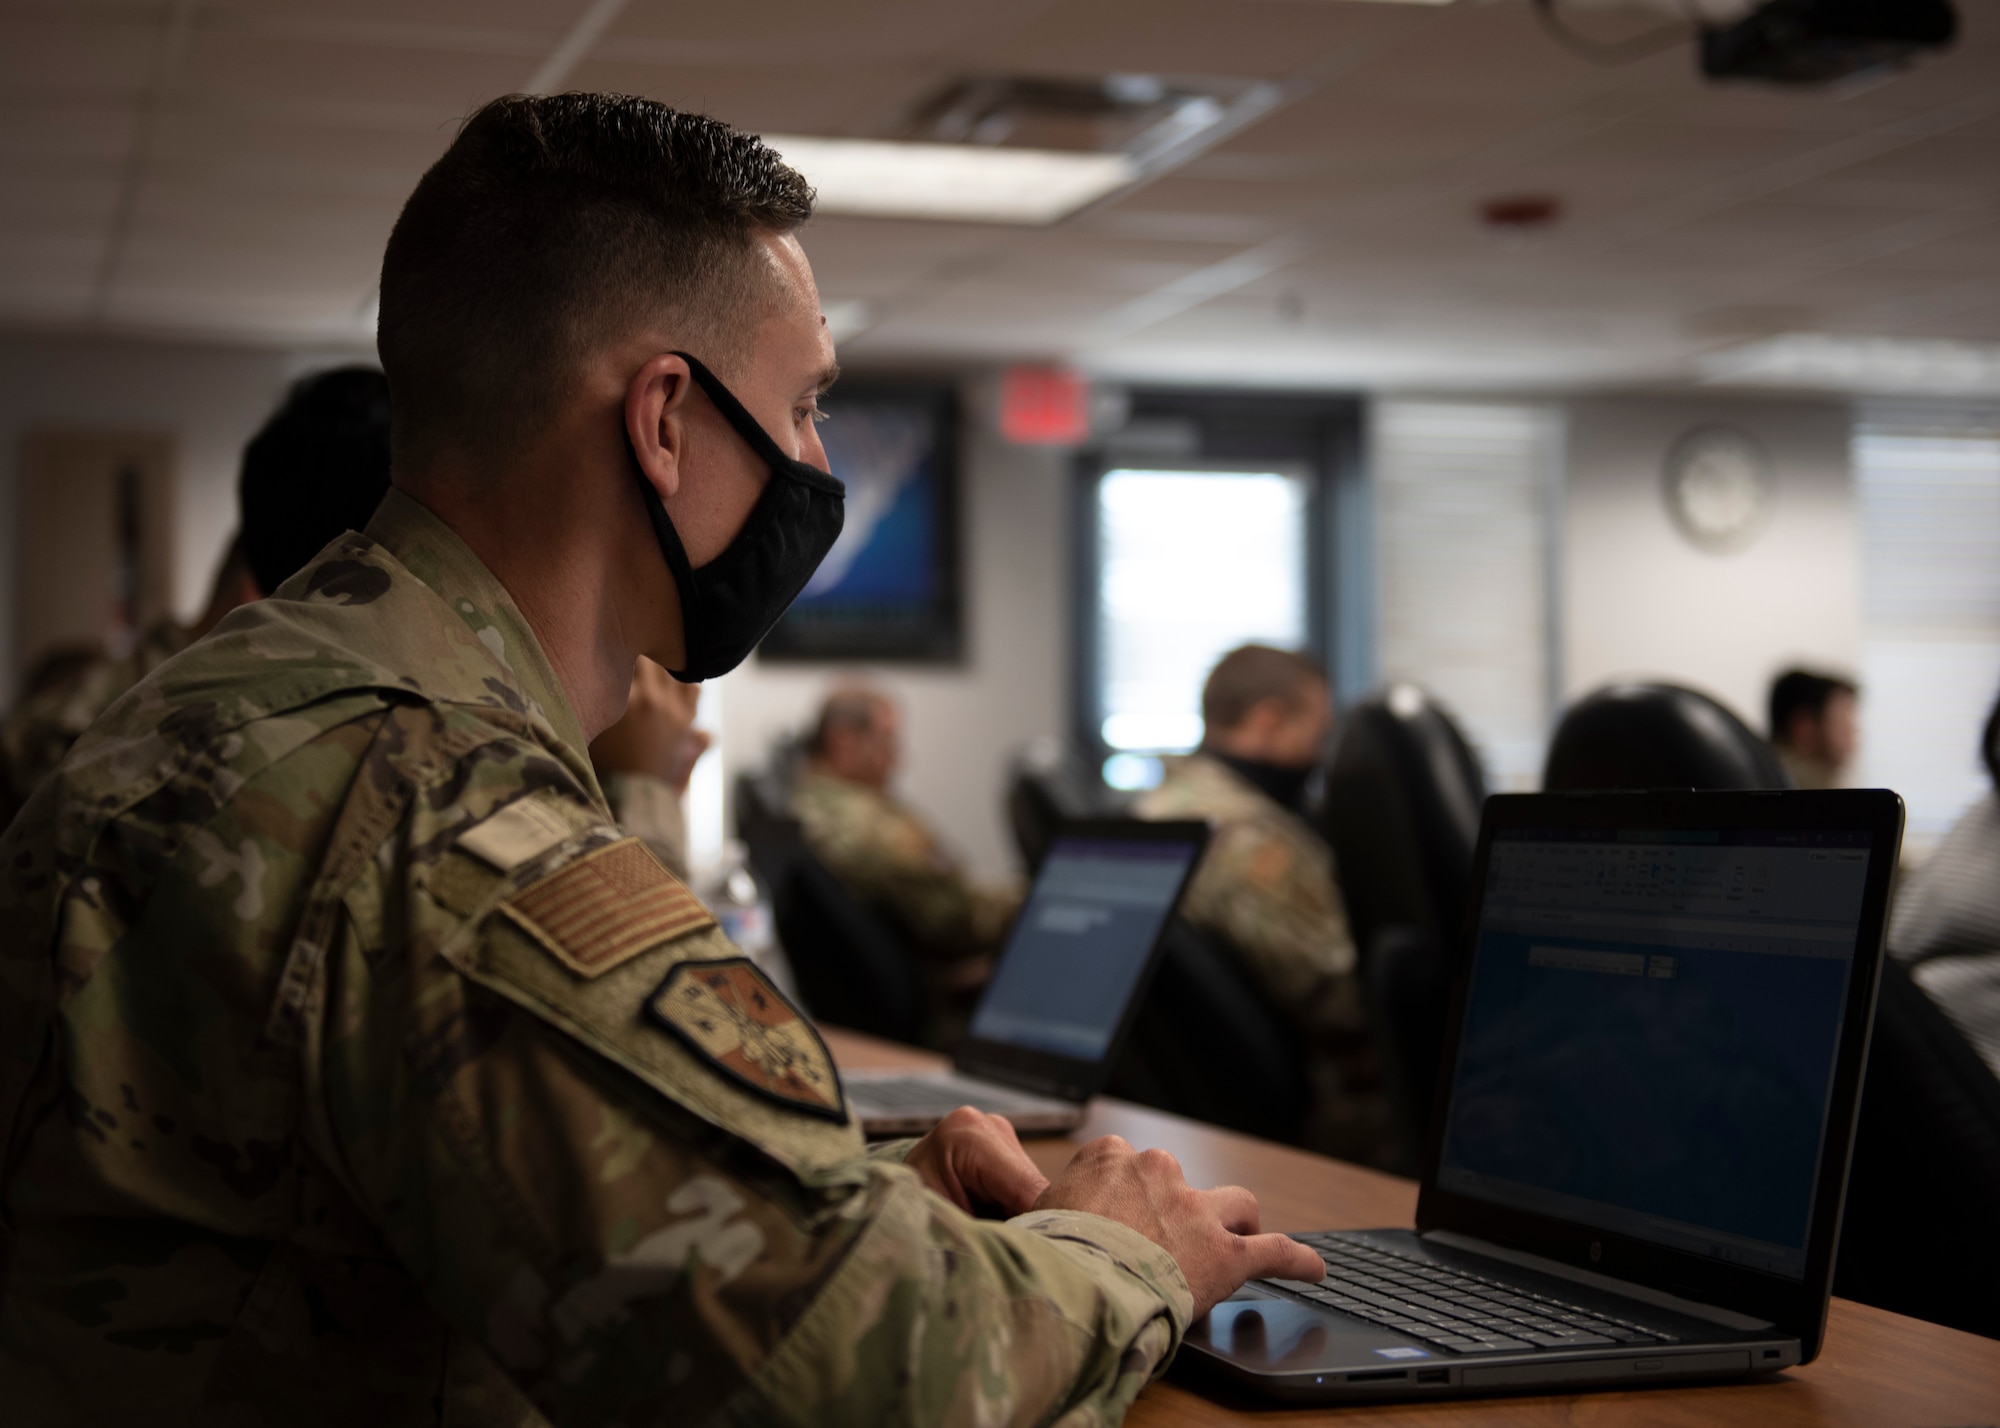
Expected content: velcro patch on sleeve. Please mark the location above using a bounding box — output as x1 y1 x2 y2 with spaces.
460 796 581 872
499 837 715 979
646 959 845 1121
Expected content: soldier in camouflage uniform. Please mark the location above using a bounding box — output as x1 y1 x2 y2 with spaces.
0 94 1321 1425
0 366 392 828
791 686 1019 1044
1135 645 1393 1166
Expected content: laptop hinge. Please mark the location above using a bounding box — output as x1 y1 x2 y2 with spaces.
1422 1230 1776 1332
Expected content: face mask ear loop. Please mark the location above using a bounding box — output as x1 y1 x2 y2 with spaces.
626 434 705 682
672 351 845 496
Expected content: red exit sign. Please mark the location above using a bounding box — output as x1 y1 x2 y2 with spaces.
999 365 1090 446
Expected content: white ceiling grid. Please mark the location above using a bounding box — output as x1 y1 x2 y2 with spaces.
0 0 1994 389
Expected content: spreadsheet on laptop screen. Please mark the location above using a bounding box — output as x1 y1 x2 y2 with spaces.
1437 828 1873 1279
968 838 1197 1061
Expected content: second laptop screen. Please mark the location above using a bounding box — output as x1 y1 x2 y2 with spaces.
968 837 1199 1062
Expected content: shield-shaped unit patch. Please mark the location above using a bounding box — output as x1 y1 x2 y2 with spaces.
646 959 846 1121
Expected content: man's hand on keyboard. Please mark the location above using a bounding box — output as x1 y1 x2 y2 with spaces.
905 1106 1051 1217
1031 1136 1327 1318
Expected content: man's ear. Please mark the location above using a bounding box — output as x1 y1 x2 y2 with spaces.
625 353 696 503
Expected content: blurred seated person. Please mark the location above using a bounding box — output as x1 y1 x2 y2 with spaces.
791 684 1020 1042
0 366 390 824
1887 691 2000 1081
1769 668 1859 790
588 656 711 879
1134 644 1392 1165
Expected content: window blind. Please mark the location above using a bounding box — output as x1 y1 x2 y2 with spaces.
1854 423 2000 843
1372 401 1561 790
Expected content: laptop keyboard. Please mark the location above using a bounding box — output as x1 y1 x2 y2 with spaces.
1267 1234 1679 1356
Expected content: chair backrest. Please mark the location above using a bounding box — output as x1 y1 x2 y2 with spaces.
1007 742 1117 874
1105 918 1311 1142
1321 685 1488 956
734 768 807 894
1544 682 1791 792
1834 956 2000 1339
769 849 927 1047
1363 923 1455 1174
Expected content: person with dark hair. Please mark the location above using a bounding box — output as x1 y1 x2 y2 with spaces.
0 94 1321 1424
1886 689 2000 1081
1134 644 1391 1165
1768 667 1860 789
0 365 392 825
791 683 1018 1042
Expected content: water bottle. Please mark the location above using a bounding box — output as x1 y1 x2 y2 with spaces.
704 839 799 1003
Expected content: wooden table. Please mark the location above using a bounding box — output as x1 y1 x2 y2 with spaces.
825 1027 2000 1426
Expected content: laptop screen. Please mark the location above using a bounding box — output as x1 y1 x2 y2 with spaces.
1435 827 1874 1280
967 835 1202 1062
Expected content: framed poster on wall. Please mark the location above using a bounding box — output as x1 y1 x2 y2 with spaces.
759 380 961 663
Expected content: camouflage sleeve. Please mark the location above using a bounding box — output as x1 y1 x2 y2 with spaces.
312 773 1191 1427
1181 822 1364 1038
601 770 690 880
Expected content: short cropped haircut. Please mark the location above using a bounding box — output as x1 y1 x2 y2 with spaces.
377 93 815 464
807 687 890 758
1768 669 1858 742
239 367 393 594
1201 645 1327 733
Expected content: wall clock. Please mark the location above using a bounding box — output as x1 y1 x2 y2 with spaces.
1662 425 1773 553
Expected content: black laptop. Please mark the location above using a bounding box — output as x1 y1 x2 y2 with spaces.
846 818 1208 1136
1181 788 1903 1402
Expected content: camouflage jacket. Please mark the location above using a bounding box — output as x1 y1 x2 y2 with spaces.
1134 753 1361 1040
1135 755 1391 1164
790 769 1017 962
0 489 1191 1427
0 620 194 827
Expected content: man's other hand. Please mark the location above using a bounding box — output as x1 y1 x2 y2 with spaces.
1032 1136 1326 1318
904 1107 1050 1218
590 657 710 793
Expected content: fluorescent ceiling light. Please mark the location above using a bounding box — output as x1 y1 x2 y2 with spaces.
1698 333 2000 397
764 135 1136 225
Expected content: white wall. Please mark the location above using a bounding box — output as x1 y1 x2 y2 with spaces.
701 423 1069 885
0 331 371 701
1563 396 1860 733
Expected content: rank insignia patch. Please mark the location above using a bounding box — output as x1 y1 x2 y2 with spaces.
500 838 715 979
646 959 846 1121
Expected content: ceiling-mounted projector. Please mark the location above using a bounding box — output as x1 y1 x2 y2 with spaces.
1700 0 1957 84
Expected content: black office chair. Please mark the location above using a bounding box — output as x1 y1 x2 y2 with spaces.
1105 919 1311 1143
1544 682 1791 791
1319 686 1486 1169
1362 924 1454 1174
1322 685 1488 958
1007 740 1120 874
769 849 927 1047
1835 955 2000 1339
734 767 806 893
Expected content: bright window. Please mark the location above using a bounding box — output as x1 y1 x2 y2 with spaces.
1853 423 2000 845
1092 467 1311 782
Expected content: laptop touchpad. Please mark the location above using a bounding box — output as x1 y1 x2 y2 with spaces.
1195 1292 1420 1372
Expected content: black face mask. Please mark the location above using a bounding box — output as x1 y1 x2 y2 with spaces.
1209 750 1317 814
633 352 845 682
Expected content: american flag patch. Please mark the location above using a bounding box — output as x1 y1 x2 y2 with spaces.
499 838 715 978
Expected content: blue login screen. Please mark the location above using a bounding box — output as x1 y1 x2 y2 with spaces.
969 838 1197 1062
